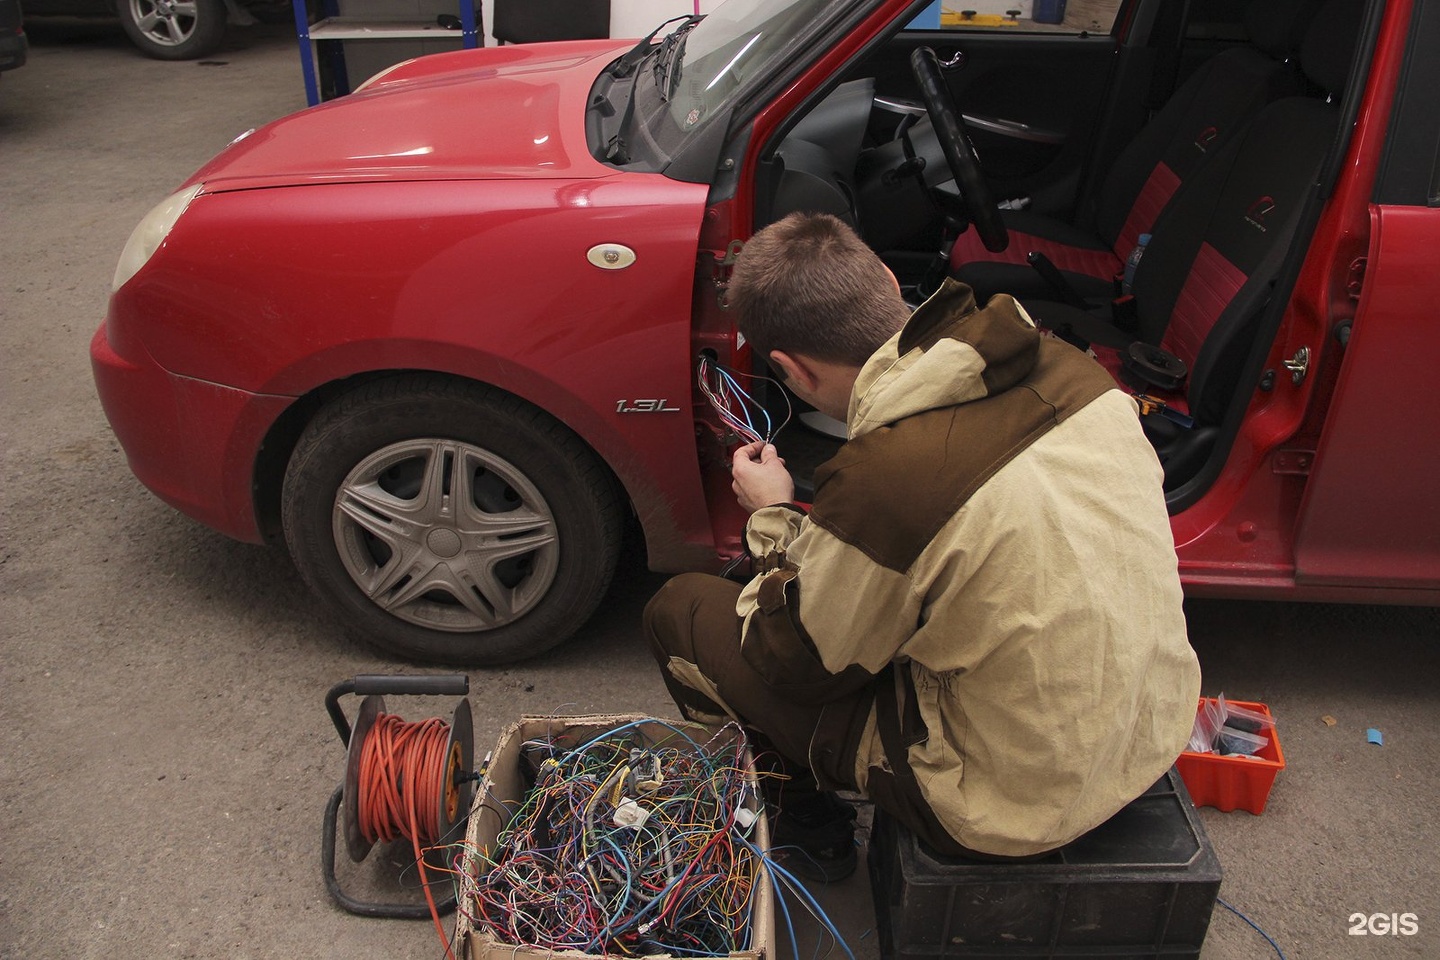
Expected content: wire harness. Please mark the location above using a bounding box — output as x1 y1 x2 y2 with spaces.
697 356 791 445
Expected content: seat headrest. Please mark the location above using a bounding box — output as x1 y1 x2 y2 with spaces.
1299 0 1366 96
1245 0 1317 60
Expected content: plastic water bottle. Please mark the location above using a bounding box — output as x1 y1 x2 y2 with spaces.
1122 233 1151 296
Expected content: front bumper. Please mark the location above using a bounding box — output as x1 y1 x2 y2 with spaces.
90 321 293 543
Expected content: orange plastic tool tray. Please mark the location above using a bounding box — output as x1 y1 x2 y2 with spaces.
1176 697 1285 814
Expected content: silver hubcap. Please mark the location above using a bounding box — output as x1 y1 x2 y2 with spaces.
332 439 560 633
130 0 199 46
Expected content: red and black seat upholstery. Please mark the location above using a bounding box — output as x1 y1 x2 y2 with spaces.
951 0 1316 304
1024 0 1364 485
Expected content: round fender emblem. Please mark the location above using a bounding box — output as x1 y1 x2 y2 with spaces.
586 244 636 270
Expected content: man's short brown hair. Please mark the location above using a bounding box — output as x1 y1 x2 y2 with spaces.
727 213 911 367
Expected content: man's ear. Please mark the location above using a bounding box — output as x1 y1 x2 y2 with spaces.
767 350 817 391
885 265 902 296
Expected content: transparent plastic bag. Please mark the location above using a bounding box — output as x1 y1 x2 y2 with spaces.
1216 725 1269 756
1188 698 1226 753
1189 694 1274 754
1216 695 1276 735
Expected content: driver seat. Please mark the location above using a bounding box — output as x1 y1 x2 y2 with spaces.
949 0 1316 304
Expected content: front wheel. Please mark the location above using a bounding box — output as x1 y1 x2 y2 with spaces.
282 377 623 666
117 0 227 60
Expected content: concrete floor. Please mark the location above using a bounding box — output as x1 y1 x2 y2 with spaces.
2 19 1437 960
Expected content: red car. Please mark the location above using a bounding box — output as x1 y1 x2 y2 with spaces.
92 0 1440 665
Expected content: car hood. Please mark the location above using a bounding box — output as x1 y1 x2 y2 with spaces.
188 40 633 192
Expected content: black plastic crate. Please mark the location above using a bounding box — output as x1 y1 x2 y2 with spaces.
867 768 1222 959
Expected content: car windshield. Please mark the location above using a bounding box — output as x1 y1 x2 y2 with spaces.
627 0 841 162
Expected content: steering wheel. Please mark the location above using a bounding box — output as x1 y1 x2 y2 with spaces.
909 46 1009 253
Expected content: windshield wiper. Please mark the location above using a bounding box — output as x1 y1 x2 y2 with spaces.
654 15 703 101
610 14 697 78
606 14 704 163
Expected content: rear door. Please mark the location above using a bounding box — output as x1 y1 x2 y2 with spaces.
1293 0 1440 591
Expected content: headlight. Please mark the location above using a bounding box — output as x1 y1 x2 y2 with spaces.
111 184 203 292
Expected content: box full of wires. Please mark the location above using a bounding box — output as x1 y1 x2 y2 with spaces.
454 715 775 960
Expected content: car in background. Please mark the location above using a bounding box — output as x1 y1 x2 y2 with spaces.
0 0 26 76
22 0 239 59
92 0 1440 665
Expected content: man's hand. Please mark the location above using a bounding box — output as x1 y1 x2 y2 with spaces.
731 442 794 514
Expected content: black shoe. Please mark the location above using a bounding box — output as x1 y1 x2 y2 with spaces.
768 793 858 883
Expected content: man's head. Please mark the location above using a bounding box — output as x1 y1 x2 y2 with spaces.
727 213 910 368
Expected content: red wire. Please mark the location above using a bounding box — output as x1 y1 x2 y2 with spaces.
358 712 456 960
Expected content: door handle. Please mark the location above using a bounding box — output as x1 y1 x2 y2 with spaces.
937 49 966 69
960 112 1065 144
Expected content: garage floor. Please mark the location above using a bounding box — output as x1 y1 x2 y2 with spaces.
2 20 1437 960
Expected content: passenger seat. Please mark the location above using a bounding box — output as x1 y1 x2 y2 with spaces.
1027 0 1365 486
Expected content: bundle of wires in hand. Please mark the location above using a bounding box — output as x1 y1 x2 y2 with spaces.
463 720 762 957
697 355 791 446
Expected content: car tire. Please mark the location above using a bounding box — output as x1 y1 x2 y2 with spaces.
117 0 226 61
282 376 623 666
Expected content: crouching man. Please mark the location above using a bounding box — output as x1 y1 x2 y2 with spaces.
646 212 1201 881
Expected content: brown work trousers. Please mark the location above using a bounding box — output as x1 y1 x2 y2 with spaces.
645 571 1028 860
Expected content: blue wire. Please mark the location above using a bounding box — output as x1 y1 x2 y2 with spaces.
762 857 802 960
717 366 772 440
572 717 709 761
1218 897 1287 959
750 841 857 960
699 357 787 443
584 833 637 950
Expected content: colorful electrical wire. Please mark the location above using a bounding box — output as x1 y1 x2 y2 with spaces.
458 720 764 957
697 356 792 446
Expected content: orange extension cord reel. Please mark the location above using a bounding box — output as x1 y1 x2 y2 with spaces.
321 675 475 919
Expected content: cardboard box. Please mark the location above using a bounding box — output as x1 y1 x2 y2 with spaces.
1176 698 1286 814
455 714 774 960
